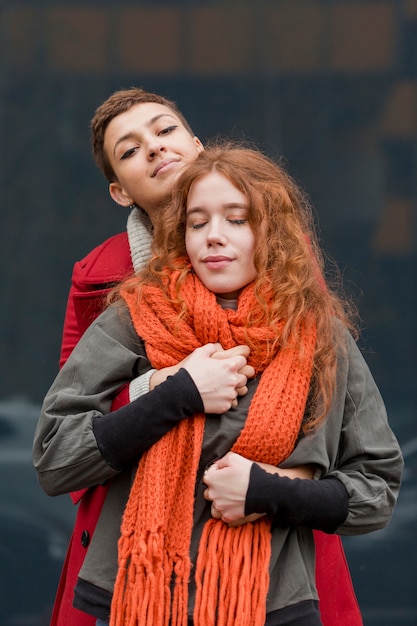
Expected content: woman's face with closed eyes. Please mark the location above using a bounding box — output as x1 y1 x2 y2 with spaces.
185 171 258 300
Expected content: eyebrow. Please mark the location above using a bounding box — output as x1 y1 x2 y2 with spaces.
112 113 178 157
186 203 248 218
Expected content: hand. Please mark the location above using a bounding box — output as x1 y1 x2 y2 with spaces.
150 344 253 414
203 452 252 523
184 344 252 413
211 345 255 402
204 455 315 526
226 465 314 525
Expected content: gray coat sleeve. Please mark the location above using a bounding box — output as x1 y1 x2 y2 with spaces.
280 331 403 535
32 304 151 494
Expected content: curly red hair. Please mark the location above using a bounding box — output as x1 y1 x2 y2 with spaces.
122 141 357 430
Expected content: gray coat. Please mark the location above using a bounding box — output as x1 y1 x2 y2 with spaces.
33 304 403 616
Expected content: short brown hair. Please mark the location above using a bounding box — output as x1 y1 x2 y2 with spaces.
91 87 195 182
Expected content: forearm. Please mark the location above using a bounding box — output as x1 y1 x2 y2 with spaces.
245 463 349 533
93 369 203 469
257 461 315 480
34 369 202 496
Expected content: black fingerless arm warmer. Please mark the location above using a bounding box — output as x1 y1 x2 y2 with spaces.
92 368 203 470
245 463 349 533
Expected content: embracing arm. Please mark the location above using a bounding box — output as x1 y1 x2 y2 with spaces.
94 343 253 469
34 305 253 497
245 464 349 532
35 306 192 496
204 453 348 532
204 333 403 535
320 335 404 535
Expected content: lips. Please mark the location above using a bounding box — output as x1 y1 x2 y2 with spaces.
203 255 233 270
151 158 180 177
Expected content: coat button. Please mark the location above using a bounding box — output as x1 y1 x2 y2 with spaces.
81 530 90 548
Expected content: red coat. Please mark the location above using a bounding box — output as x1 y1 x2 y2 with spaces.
51 233 362 626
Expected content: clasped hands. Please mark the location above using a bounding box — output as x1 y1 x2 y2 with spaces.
150 342 255 414
203 452 315 526
203 452 263 526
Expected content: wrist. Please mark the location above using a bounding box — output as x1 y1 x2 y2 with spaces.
149 365 179 390
129 369 156 401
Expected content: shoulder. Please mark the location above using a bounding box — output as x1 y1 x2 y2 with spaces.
92 302 139 347
72 232 133 288
65 304 146 378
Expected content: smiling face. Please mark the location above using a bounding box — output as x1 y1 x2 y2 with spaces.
104 102 203 219
185 171 258 299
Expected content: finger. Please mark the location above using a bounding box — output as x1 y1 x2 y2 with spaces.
202 343 223 358
238 364 255 378
227 513 266 527
211 345 250 360
215 451 233 469
211 503 222 519
231 385 240 406
234 373 247 387
236 385 248 397
203 466 217 488
211 354 247 371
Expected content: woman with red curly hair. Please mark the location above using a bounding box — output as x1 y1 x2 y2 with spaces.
34 142 402 626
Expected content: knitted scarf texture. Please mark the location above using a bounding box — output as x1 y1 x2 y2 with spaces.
110 269 316 626
127 206 153 273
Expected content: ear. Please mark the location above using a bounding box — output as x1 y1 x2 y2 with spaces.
108 181 133 207
194 136 204 153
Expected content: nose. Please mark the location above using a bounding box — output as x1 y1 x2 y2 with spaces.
206 220 227 246
146 138 166 160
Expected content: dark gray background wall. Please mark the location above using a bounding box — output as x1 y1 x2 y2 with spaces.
0 1 416 624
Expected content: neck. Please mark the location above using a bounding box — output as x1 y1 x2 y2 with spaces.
216 295 238 311
145 195 171 227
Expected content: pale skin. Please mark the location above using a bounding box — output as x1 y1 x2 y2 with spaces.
150 344 253 410
103 102 253 409
105 101 204 221
184 171 314 525
204 452 314 526
102 105 311 510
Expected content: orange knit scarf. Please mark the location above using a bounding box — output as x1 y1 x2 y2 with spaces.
110 269 316 626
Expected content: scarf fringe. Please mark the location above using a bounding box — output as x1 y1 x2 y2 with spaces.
194 518 271 626
110 413 205 626
111 530 191 626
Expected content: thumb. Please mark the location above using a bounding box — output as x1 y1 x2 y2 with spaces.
200 342 223 357
212 345 250 360
215 451 234 470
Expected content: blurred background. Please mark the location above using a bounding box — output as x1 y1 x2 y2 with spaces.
0 0 416 624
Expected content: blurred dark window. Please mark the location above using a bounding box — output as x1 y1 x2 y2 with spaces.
0 1 415 624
